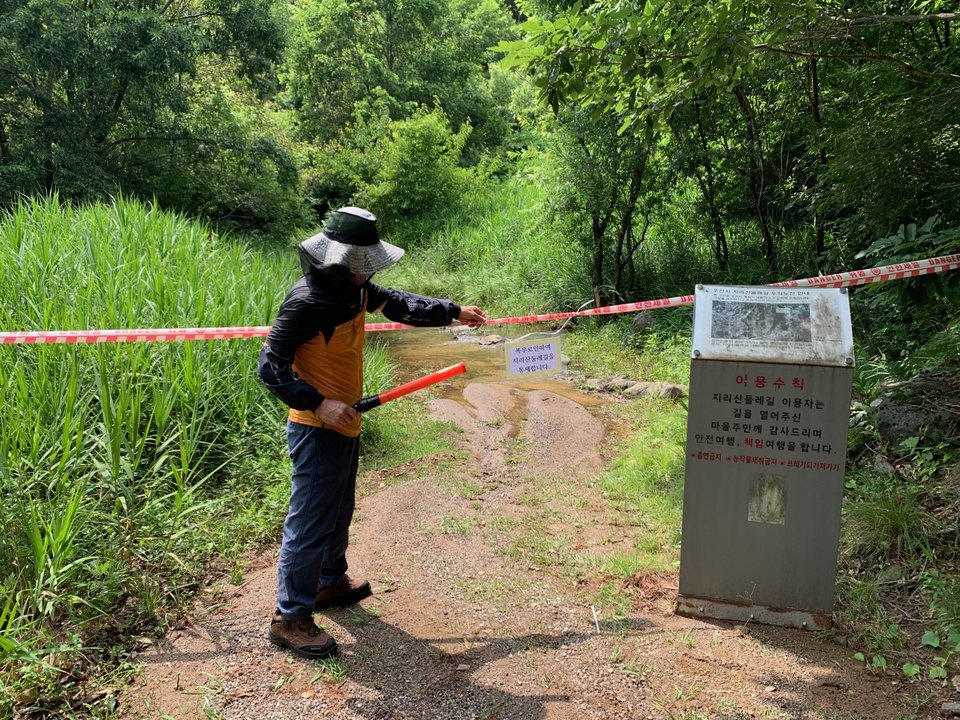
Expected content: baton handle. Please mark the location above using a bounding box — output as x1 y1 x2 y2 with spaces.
353 362 467 413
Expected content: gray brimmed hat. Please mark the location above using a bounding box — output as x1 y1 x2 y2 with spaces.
298 207 404 274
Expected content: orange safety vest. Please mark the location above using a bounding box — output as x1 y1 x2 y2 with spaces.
288 294 367 437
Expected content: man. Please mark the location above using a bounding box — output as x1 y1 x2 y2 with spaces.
258 206 487 659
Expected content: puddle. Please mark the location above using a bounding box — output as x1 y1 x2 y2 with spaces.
368 326 602 408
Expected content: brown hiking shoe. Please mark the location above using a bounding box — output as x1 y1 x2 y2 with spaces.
314 574 372 610
268 613 338 660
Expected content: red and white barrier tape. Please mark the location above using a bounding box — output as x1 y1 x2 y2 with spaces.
0 326 272 345
3 254 959 345
453 252 960 328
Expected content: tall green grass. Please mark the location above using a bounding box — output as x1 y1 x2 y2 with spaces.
598 399 688 574
0 196 396 713
377 176 591 315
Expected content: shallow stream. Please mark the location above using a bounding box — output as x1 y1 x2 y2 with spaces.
369 325 602 408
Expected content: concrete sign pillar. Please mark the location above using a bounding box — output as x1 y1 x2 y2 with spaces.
677 285 854 630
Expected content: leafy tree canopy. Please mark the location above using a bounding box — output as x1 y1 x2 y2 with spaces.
499 0 960 132
284 0 515 149
0 0 288 220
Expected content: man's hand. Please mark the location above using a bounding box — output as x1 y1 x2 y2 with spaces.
315 398 359 426
458 305 487 328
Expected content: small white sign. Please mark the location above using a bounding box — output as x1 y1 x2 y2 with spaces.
505 339 562 377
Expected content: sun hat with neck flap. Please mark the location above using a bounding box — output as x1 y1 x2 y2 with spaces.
298 207 405 275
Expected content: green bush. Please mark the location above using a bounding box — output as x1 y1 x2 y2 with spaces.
358 107 473 232
298 97 399 219
379 174 588 314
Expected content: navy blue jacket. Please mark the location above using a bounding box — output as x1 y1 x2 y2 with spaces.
258 273 460 411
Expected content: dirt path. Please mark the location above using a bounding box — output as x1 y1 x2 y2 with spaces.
121 377 925 720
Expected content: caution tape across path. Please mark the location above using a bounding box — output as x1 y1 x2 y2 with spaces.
2 254 958 345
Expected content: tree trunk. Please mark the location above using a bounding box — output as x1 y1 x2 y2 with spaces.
612 232 623 301
93 76 131 148
929 19 945 49
694 103 729 271
806 57 827 262
612 148 648 299
0 122 10 165
591 213 604 309
734 84 777 276
44 137 55 193
626 213 651 290
577 134 613 307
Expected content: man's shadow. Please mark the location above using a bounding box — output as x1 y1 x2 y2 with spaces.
322 605 636 719
132 598 650 717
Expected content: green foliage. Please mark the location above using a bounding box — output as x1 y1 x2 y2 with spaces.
0 589 40 666
117 80 312 238
921 571 960 631
854 623 960 683
499 0 960 304
284 0 515 156
853 216 960 326
531 109 664 304
0 0 293 233
499 0 958 134
561 314 691 386
299 97 395 216
598 399 688 572
301 104 489 229
820 54 960 243
916 626 960 681
357 107 474 230
846 361 891 453
899 434 955 483
843 474 936 563
379 173 589 314
839 396 960 686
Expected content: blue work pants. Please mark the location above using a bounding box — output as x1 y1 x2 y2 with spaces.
276 420 359 620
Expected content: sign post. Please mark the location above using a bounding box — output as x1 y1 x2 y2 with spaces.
677 285 854 630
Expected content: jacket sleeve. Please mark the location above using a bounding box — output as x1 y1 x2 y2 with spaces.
367 282 461 327
257 291 326 411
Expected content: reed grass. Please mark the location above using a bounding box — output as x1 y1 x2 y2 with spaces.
0 195 396 710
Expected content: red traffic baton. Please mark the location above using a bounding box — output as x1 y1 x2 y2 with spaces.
353 362 467 413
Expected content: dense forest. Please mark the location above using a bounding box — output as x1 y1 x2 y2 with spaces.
2 0 960 716
3 0 959 311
